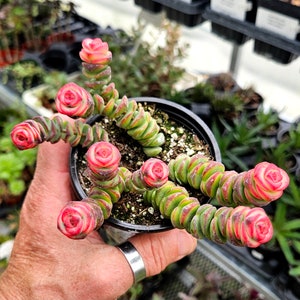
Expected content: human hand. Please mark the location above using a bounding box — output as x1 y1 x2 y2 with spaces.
0 141 197 300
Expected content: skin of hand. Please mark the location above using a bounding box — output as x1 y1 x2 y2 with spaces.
0 141 197 300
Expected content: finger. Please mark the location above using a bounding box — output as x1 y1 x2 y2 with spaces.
87 230 196 296
129 229 197 277
34 141 72 203
23 141 73 222
35 112 77 177
35 140 71 176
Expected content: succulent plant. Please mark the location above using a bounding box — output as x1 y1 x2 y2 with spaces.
10 38 290 248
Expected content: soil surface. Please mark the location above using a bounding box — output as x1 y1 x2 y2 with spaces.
75 102 213 225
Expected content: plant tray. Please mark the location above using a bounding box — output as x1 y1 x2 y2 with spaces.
153 0 209 27
209 0 258 45
134 0 163 13
203 8 300 64
254 0 300 63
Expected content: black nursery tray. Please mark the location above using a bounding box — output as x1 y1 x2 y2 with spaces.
214 242 300 300
153 0 209 27
0 13 133 96
254 0 300 64
190 241 282 299
25 12 117 74
203 8 300 64
134 0 163 13
209 0 258 45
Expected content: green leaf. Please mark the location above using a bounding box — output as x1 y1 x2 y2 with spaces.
277 234 295 265
282 219 300 231
283 232 300 240
0 137 14 152
289 265 300 277
0 153 24 179
9 179 25 196
225 150 249 171
273 202 287 228
292 240 300 253
285 176 300 208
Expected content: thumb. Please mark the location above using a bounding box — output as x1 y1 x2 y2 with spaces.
22 140 73 227
129 229 197 277
35 140 70 177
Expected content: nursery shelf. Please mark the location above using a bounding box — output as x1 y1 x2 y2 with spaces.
194 240 281 300
202 9 300 55
0 85 36 117
134 1 300 58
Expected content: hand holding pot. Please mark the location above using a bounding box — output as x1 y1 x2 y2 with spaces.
0 141 196 300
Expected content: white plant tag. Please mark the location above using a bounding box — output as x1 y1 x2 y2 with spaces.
256 7 300 40
210 0 252 21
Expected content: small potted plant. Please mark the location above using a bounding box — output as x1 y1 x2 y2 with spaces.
0 60 45 94
10 38 289 248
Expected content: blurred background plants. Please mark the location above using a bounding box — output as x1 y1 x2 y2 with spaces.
0 105 36 274
0 106 37 205
108 20 188 99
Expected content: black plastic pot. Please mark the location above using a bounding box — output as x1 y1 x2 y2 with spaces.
276 121 293 143
134 0 163 13
242 91 264 112
211 22 249 45
154 0 208 27
179 85 213 127
254 0 300 64
190 103 212 127
69 97 221 243
39 43 79 74
210 0 258 45
253 41 298 64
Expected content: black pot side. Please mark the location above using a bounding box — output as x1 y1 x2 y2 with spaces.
69 97 221 244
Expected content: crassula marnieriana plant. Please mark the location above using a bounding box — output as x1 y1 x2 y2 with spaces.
58 141 170 239
10 38 290 247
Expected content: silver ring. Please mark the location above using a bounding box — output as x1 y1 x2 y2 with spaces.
117 241 146 283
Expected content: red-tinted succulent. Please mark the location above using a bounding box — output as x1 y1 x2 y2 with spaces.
86 141 121 179
141 158 169 188
244 162 290 202
57 199 104 239
10 120 43 150
79 38 112 65
55 82 94 117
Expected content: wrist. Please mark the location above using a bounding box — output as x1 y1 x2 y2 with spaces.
0 267 27 300
0 266 65 300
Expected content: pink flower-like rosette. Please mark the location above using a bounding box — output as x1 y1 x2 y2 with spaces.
11 120 42 150
55 82 94 118
141 158 169 188
86 141 121 179
227 206 273 248
57 199 104 239
79 38 112 65
244 162 290 203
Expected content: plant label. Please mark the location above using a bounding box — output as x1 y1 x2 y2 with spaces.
210 0 252 21
255 7 300 40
